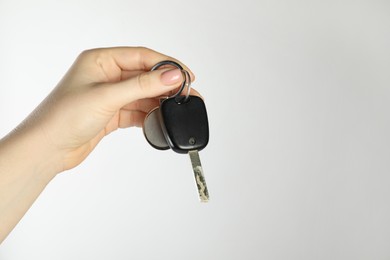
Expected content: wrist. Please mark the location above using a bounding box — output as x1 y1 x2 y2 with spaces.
0 125 62 182
0 125 61 243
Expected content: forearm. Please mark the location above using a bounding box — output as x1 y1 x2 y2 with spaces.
0 127 59 243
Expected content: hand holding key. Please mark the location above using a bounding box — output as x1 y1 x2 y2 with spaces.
15 47 195 172
0 47 196 242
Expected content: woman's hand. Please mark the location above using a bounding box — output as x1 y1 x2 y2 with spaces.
18 47 195 173
0 47 195 243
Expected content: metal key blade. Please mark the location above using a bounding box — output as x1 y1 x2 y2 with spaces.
189 150 209 202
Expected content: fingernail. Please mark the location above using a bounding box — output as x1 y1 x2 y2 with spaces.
161 69 182 85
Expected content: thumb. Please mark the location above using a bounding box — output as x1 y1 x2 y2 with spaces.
101 68 184 109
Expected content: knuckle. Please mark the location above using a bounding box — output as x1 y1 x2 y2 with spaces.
134 46 152 70
78 48 98 59
135 46 151 53
78 48 106 61
136 72 152 93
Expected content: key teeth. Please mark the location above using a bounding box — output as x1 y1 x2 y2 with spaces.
194 166 209 202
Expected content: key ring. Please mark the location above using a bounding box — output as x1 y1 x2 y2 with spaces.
151 60 191 103
180 69 191 103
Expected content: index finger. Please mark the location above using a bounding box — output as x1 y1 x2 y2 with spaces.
87 47 196 81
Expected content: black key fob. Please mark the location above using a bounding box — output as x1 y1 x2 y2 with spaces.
159 95 209 154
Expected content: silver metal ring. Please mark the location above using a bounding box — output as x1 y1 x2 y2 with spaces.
151 60 184 71
182 70 192 102
151 60 190 101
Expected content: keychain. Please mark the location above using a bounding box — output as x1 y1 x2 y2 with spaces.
143 60 210 202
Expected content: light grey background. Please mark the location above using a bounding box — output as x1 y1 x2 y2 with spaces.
1 0 390 259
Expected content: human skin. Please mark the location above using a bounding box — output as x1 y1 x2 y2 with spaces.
0 47 196 243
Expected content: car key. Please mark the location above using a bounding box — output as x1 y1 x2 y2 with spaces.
144 60 210 202
159 95 210 202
